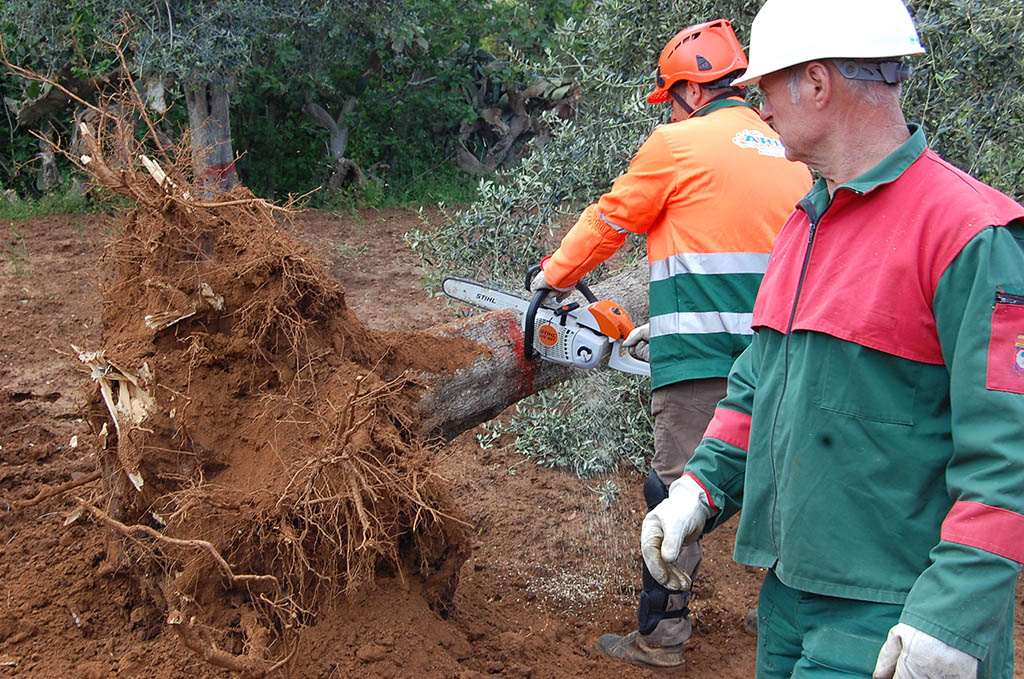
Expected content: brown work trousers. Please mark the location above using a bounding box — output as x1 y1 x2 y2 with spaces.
643 377 727 647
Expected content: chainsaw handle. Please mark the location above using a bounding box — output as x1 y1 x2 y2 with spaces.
523 265 598 303
523 266 598 361
523 290 545 361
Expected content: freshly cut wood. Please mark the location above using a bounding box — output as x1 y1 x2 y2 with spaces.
415 266 648 440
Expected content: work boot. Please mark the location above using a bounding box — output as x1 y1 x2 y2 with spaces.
594 631 685 670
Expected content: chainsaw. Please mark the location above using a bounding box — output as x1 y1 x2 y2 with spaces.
442 267 650 377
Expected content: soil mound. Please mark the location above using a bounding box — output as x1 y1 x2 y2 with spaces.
60 91 471 675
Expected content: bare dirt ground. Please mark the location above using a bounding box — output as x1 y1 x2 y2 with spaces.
1 208 1020 678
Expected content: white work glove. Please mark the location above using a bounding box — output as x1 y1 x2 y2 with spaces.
641 475 712 590
530 268 572 302
622 322 650 361
873 623 978 679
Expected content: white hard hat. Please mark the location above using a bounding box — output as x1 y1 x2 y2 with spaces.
732 0 925 87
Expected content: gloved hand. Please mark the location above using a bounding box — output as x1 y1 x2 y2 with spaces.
529 267 573 302
640 475 712 590
622 322 650 361
872 623 978 679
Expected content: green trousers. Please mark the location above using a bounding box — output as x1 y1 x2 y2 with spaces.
755 570 1014 678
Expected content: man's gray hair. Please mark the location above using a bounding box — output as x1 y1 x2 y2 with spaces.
786 60 902 106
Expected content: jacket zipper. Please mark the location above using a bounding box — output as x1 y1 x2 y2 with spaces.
767 197 821 556
995 291 1024 306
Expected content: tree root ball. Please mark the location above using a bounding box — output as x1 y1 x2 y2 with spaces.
69 91 475 673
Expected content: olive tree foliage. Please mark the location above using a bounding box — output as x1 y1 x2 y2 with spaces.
232 0 586 203
413 0 1022 291
413 0 1024 480
408 0 760 291
0 0 378 193
904 0 1024 198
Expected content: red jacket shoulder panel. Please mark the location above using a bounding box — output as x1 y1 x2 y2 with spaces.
753 150 1024 363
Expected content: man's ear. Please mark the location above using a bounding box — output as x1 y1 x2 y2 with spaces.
686 80 703 102
803 61 832 110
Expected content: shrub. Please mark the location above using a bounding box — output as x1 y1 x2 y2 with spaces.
478 370 653 480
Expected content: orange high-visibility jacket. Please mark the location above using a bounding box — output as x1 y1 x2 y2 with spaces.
543 98 812 388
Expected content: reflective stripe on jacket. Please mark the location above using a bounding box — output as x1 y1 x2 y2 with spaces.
543 98 811 388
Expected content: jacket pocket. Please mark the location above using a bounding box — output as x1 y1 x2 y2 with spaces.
815 338 919 426
985 291 1024 394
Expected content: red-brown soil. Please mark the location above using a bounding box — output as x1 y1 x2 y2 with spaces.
2 209 1021 679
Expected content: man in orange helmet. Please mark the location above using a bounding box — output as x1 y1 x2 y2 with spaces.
531 20 811 670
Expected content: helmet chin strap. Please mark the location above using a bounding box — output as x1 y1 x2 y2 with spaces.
668 89 694 117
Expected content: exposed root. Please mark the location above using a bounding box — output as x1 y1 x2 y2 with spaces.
165 608 297 679
168 615 268 678
3 471 100 509
78 499 282 595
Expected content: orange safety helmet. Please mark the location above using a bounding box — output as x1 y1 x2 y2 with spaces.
647 19 749 104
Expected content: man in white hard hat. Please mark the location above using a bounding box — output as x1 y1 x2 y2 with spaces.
640 0 1024 677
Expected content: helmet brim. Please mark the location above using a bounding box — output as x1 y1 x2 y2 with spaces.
647 89 669 104
732 45 926 88
730 68 766 88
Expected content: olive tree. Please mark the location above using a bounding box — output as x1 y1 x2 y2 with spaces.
0 0 385 194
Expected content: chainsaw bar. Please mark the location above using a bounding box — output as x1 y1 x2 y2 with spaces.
442 277 537 314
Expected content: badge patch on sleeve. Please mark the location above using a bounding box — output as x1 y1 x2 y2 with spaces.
986 290 1024 394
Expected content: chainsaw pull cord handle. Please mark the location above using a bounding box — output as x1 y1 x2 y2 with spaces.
523 265 598 361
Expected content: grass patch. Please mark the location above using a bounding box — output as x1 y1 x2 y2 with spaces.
333 242 370 260
4 221 31 276
0 187 93 219
325 163 479 212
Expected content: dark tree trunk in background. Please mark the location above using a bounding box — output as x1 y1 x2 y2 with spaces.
185 78 238 194
303 94 366 195
416 265 649 440
35 132 62 192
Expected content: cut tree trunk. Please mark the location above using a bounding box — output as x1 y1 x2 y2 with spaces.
185 78 238 194
415 265 648 440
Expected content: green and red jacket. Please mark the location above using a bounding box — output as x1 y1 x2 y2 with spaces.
685 125 1024 663
542 98 811 389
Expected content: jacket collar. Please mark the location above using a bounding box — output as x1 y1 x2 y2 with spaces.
690 95 754 119
802 123 928 217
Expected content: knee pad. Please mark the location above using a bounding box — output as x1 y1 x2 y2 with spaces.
643 469 668 511
637 559 690 636
638 470 690 635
